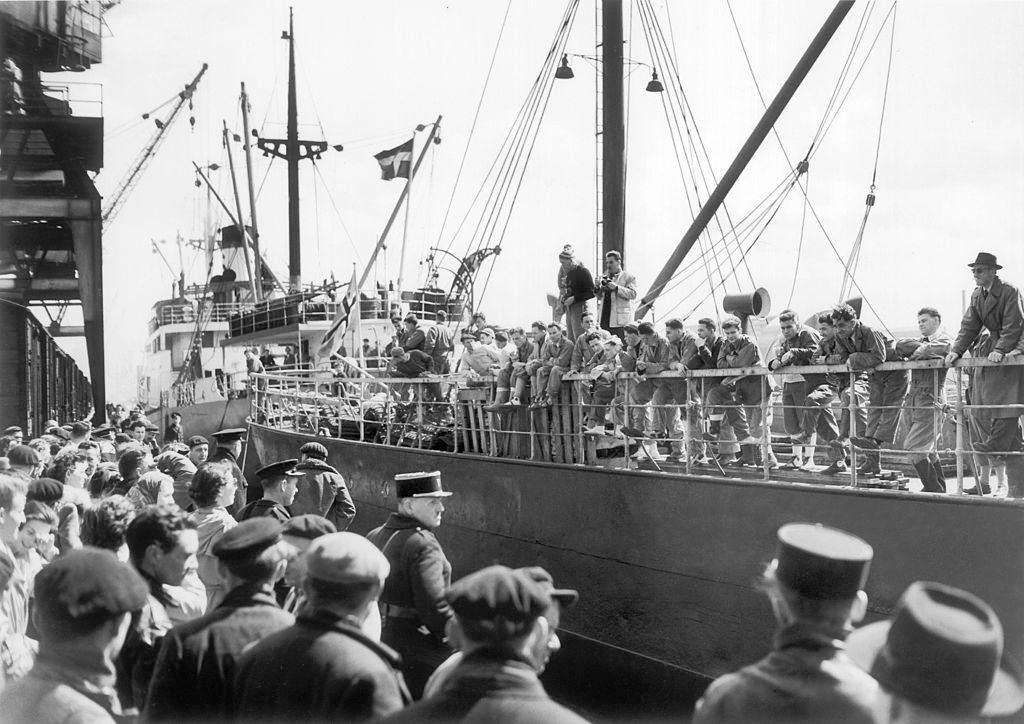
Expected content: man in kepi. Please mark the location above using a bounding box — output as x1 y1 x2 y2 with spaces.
207 427 248 509
231 532 409 720
693 522 880 723
234 459 303 522
847 581 1024 723
367 470 454 699
381 565 587 723
946 252 1024 497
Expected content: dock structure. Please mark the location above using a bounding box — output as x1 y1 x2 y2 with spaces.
0 2 106 420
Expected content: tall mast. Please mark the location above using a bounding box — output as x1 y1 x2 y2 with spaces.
240 82 262 298
257 7 328 293
286 7 299 290
602 0 625 266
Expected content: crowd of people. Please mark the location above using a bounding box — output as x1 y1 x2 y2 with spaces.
0 427 1019 723
375 248 1023 497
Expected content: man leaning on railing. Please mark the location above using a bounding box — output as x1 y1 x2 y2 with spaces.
946 252 1024 496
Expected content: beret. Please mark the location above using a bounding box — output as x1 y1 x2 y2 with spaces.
775 523 873 600
213 518 282 561
637 322 656 335
446 565 553 639
71 422 91 436
7 445 39 467
34 548 147 629
517 566 579 608
305 532 389 584
187 435 209 448
27 477 64 505
282 514 337 541
299 442 328 460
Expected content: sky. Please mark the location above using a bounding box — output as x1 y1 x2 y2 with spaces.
43 0 1024 402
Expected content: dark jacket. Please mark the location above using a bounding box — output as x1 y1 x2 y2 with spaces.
145 582 294 721
234 498 291 523
290 458 356 531
208 446 248 509
231 608 409 721
692 622 882 724
379 652 589 724
770 327 825 387
403 325 427 352
835 322 898 370
563 264 596 305
367 514 452 637
391 350 433 378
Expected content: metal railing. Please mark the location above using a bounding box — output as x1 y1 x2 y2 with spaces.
248 357 1024 496
151 302 253 332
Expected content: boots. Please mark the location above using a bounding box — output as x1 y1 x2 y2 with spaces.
857 449 881 477
731 444 756 467
930 459 947 494
914 460 942 494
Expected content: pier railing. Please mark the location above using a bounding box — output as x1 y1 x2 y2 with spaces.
248 356 1024 495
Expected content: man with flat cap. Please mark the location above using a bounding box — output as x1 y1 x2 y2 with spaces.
280 514 337 615
292 441 356 531
367 470 454 698
185 434 209 467
694 523 882 724
381 565 587 723
235 458 302 522
145 518 295 721
0 548 148 724
848 580 1024 723
231 532 410 720
207 427 249 510
91 425 117 462
946 252 1024 497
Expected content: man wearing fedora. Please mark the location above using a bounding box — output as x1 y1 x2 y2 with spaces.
946 252 1024 497
367 471 454 699
694 523 882 723
847 581 1024 722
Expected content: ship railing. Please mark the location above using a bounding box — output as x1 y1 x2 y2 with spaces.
247 356 1024 495
171 371 250 407
151 302 253 332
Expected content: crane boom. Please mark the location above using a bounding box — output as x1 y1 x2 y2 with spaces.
101 63 208 228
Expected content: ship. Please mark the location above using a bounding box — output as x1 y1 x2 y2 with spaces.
172 1 1024 708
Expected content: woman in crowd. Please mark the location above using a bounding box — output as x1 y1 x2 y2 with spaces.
187 461 238 609
81 495 135 562
125 470 176 512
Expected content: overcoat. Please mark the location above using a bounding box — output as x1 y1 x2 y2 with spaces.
291 458 356 530
952 276 1024 419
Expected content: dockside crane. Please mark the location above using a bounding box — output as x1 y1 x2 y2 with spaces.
101 63 208 228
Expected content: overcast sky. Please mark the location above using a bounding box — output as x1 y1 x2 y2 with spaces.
47 0 1024 402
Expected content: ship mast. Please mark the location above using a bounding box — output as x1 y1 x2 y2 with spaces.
601 0 625 266
257 7 328 292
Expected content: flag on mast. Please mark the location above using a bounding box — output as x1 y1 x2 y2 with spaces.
374 138 413 180
317 268 358 359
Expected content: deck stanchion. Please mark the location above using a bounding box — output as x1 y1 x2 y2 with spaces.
685 376 693 475
849 370 858 488
761 374 771 481
955 365 964 495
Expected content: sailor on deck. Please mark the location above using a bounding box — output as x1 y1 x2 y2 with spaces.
208 428 249 509
367 470 454 699
693 523 881 724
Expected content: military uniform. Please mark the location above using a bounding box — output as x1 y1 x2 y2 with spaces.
367 471 454 699
235 498 291 522
694 523 882 724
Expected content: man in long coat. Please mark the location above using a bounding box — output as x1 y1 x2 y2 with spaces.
947 252 1024 496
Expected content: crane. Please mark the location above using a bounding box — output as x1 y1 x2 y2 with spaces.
101 63 208 228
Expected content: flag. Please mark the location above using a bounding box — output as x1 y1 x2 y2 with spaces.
374 138 413 180
317 268 358 359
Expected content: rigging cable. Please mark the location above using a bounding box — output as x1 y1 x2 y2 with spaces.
430 0 513 270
